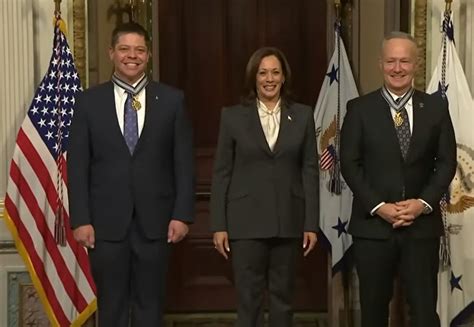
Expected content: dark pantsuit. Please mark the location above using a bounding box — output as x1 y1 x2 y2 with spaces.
231 238 300 327
353 234 440 327
89 220 171 327
210 103 319 326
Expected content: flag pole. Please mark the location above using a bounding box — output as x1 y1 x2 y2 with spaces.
335 0 341 20
53 0 67 35
54 0 61 12
445 0 452 12
330 0 343 196
333 2 353 326
51 0 68 246
439 0 454 269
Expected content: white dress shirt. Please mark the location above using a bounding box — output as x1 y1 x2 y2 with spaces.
113 79 146 136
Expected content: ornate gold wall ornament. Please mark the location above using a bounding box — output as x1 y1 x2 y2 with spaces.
414 0 427 90
0 198 4 219
73 0 87 87
343 0 353 60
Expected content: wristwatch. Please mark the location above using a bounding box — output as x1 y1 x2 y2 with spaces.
421 201 431 214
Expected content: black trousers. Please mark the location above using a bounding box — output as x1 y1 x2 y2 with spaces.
353 233 440 327
230 238 300 327
89 220 171 327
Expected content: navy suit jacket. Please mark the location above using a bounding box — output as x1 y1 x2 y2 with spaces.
340 89 456 239
210 102 319 239
68 81 194 241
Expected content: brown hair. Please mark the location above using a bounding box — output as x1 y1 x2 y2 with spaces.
111 22 150 49
242 47 292 105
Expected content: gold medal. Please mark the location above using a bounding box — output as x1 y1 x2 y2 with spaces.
132 96 141 111
394 112 403 127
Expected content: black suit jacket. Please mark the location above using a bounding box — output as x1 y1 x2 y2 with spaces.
340 89 456 239
67 81 194 241
210 102 319 239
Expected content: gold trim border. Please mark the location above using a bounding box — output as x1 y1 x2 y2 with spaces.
73 0 86 87
414 0 427 90
3 207 97 325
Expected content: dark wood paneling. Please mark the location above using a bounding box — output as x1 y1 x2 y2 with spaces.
400 0 410 33
159 0 328 313
226 0 259 105
260 0 327 106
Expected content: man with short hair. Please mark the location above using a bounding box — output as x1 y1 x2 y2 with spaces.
340 31 456 326
68 22 194 326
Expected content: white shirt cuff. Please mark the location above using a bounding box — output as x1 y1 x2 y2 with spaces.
418 199 433 214
370 202 385 216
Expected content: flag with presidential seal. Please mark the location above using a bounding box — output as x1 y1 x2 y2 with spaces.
427 11 474 327
314 23 358 274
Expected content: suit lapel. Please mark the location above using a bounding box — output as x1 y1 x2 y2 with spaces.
406 91 424 162
248 103 274 156
273 103 291 155
102 82 132 154
133 83 155 155
376 90 405 159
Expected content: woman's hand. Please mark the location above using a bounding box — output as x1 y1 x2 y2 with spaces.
213 231 230 259
303 232 317 256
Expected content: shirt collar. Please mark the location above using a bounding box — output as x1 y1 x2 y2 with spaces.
386 88 413 108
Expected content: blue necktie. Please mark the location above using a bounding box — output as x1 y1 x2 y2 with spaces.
124 92 138 154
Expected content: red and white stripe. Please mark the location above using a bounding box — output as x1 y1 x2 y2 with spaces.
320 147 335 170
5 117 96 326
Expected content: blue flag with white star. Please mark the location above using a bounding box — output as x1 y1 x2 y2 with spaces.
314 25 358 273
426 12 474 327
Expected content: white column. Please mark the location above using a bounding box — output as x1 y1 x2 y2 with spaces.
0 0 35 220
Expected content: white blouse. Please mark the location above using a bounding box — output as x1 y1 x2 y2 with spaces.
257 99 281 151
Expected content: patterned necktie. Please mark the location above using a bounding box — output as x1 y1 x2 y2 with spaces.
124 92 138 154
394 98 411 159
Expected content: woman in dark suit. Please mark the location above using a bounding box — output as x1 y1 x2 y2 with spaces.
210 47 319 327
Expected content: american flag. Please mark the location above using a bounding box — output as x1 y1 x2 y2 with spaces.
4 16 96 326
320 144 336 170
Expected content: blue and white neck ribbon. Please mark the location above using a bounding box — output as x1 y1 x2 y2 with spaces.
112 74 149 110
381 86 414 111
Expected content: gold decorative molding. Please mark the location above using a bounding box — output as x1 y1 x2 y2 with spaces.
342 0 354 61
0 198 4 219
0 241 16 253
414 0 427 90
73 0 87 87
